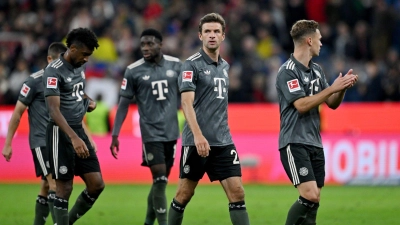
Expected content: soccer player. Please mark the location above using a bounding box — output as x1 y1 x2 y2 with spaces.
2 42 66 225
168 13 250 225
275 20 358 225
43 28 105 225
110 28 181 225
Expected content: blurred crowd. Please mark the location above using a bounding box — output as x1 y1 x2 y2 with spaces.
0 0 399 107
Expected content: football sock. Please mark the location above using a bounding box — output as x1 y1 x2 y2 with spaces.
153 177 168 225
68 189 98 224
34 195 49 225
285 196 317 225
303 202 320 225
47 190 56 223
144 185 155 225
229 201 250 225
168 198 186 225
54 196 69 225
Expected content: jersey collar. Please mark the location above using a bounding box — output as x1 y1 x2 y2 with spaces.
200 48 223 65
144 54 165 67
60 53 75 71
290 54 312 72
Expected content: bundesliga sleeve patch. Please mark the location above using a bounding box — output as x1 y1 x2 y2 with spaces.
287 79 301 92
121 78 127 90
47 77 58 89
20 83 30 97
182 71 193 82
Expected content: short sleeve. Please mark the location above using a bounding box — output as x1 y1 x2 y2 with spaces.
276 69 305 104
43 67 61 97
18 77 36 106
178 61 197 93
119 68 135 99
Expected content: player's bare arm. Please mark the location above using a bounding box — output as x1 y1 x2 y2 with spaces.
83 93 96 112
2 101 28 161
110 96 130 159
46 95 89 158
181 91 210 157
325 69 358 109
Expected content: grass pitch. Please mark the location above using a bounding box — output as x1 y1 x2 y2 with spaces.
0 183 398 224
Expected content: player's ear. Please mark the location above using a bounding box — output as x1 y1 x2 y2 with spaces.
307 37 312 46
198 32 203 41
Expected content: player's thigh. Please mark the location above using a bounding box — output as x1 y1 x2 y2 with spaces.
46 122 75 180
310 147 325 188
30 146 50 177
206 144 242 182
75 128 101 177
179 146 207 181
280 143 316 187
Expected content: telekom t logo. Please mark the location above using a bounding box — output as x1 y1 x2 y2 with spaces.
152 80 168 100
214 78 226 99
72 82 84 101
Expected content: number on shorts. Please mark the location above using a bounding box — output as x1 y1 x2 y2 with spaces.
230 149 239 164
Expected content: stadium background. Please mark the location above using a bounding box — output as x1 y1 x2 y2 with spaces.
0 0 399 186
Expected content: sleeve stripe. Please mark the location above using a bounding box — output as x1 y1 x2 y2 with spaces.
187 52 200 60
164 55 180 62
127 58 145 69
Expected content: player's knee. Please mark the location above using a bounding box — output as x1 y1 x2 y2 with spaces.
175 188 194 204
228 186 245 202
302 191 320 203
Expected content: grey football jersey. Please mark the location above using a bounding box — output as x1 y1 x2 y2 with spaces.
18 69 48 149
276 54 330 149
43 54 87 125
120 55 181 142
179 48 233 146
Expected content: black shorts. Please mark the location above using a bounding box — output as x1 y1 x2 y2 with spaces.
46 122 101 180
30 146 50 178
141 140 177 169
280 143 325 188
179 144 242 182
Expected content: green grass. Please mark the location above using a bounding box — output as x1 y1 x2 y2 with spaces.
0 183 399 224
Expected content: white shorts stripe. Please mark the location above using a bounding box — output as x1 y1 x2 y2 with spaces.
35 147 48 176
52 126 59 179
182 146 189 166
287 145 300 185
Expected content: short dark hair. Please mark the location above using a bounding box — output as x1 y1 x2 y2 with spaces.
140 28 163 42
290 20 319 43
66 27 99 51
48 42 67 60
198 13 226 33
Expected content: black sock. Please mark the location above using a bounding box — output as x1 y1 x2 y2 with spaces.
229 201 250 225
303 203 320 225
54 196 69 225
144 185 155 225
34 195 49 225
285 196 317 225
168 198 186 225
152 177 168 225
69 189 98 224
47 190 56 224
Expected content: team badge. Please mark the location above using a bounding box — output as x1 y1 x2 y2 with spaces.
59 166 68 174
20 84 30 97
47 77 58 88
166 70 175 77
147 153 154 161
182 71 193 82
121 78 127 90
183 165 190 174
287 79 300 92
223 69 228 77
299 167 308 176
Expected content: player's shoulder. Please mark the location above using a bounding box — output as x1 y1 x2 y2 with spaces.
30 69 45 79
127 58 146 70
185 51 202 63
278 58 298 75
44 59 64 75
311 61 323 71
163 54 180 63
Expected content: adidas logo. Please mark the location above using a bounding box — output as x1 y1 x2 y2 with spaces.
156 208 166 213
142 75 150 80
204 70 211 75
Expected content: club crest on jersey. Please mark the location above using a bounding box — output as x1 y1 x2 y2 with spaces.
166 70 175 77
121 78 127 90
20 83 30 97
182 71 193 82
223 69 228 77
47 77 58 88
287 79 300 92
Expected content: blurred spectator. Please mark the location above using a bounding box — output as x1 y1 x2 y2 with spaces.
85 94 110 136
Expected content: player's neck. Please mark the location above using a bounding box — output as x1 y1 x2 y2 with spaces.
203 47 219 62
293 48 312 68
